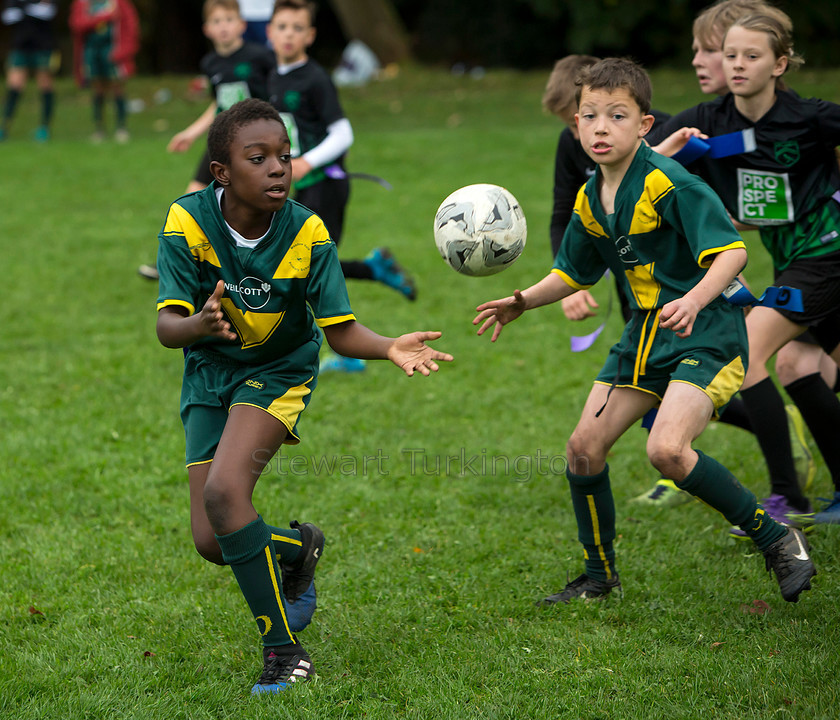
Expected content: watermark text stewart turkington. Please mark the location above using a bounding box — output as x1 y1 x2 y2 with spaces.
258 448 568 482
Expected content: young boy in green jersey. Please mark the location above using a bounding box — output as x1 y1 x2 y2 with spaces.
474 58 815 607
155 98 452 693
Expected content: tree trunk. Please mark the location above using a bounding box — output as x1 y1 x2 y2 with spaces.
328 0 412 64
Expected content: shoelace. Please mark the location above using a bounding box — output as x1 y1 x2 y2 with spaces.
258 653 300 685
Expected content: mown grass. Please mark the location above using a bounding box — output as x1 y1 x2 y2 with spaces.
1 65 839 719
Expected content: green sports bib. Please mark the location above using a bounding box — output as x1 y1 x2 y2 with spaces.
736 168 794 225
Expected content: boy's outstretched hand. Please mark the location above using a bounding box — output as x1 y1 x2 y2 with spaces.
198 280 237 342
387 331 453 376
473 290 526 342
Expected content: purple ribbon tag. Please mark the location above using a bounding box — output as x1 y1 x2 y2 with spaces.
571 323 607 352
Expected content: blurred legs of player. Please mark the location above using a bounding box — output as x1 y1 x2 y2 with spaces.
1 59 55 142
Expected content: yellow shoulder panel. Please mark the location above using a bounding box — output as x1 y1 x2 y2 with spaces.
572 185 608 238
273 215 331 279
163 204 221 268
629 168 674 236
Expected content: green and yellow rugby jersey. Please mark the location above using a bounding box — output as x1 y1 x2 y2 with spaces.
156 184 354 366
553 142 746 311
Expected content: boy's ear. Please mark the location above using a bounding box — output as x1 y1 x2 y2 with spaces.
639 113 655 138
306 26 316 48
210 160 230 186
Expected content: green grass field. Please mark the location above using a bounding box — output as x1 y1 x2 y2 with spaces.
2 65 840 719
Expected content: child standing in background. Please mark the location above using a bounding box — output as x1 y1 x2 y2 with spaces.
69 0 139 143
266 1 417 374
138 0 275 281
0 0 59 142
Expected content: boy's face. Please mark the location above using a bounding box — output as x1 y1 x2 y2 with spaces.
575 87 653 171
723 25 787 100
267 8 316 64
692 32 727 95
203 7 246 51
212 119 292 214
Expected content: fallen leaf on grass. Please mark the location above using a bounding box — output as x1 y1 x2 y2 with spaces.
143 651 156 657
739 599 770 615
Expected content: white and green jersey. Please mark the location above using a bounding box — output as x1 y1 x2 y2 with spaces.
156 184 354 368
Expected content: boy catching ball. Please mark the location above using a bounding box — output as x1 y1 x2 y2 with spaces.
474 58 815 607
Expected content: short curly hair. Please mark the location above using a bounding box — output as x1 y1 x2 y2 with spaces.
575 58 652 116
207 98 286 166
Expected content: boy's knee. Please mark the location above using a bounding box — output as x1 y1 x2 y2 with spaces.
193 534 225 565
647 439 688 481
566 432 602 475
202 473 239 527
774 353 800 386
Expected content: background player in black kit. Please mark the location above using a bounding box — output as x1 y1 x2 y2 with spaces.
138 0 276 281
266 1 416 374
658 6 840 527
0 0 58 142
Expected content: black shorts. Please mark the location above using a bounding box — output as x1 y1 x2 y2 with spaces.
774 250 840 353
193 147 214 187
295 177 349 245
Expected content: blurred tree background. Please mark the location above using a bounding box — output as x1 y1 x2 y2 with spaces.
0 0 836 74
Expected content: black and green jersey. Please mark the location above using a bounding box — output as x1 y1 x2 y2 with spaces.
200 42 275 111
156 184 354 367
267 59 345 189
652 92 840 270
553 142 746 312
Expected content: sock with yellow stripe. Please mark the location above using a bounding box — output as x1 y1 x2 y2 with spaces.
266 524 302 565
567 465 617 582
216 516 297 648
675 450 786 551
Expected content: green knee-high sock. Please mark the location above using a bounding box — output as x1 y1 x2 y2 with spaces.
3 88 21 129
567 465 617 581
115 95 127 129
676 450 786 551
41 90 54 127
216 516 298 648
92 93 104 130
267 523 302 565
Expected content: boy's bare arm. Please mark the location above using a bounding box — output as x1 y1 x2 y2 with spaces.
168 101 218 153
473 271 577 342
323 321 453 377
659 247 747 338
